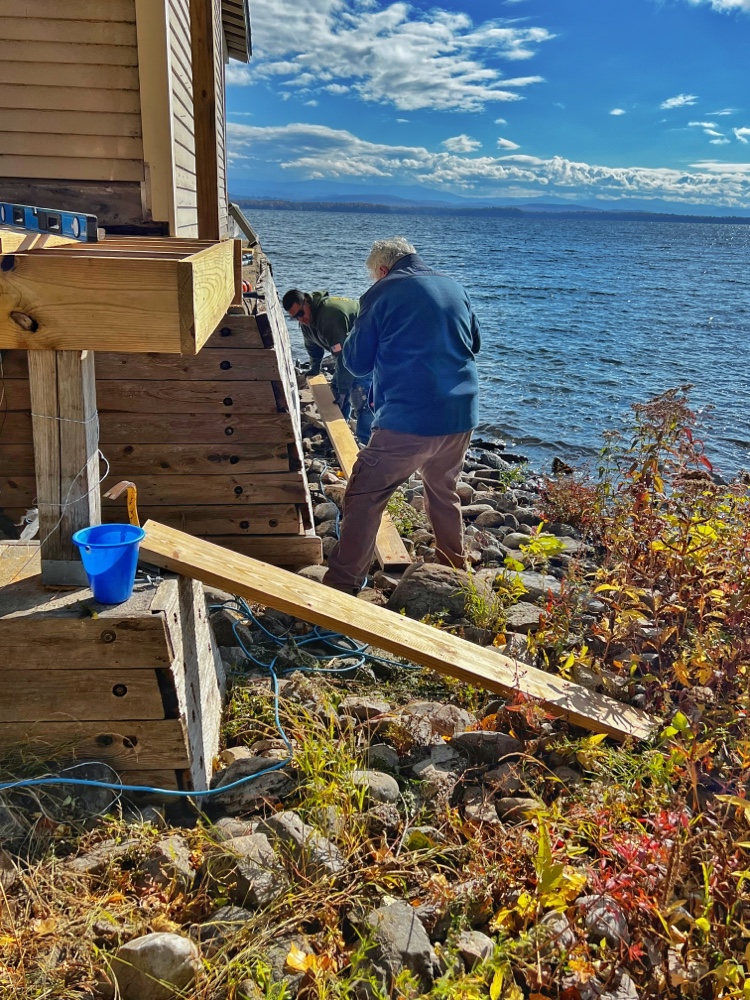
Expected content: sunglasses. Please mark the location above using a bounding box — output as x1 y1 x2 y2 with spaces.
289 306 306 322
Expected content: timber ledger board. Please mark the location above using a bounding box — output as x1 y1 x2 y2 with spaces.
141 521 658 741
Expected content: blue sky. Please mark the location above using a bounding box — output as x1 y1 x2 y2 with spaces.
226 0 750 211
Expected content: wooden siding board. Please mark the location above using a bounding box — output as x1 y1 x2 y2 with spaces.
0 157 144 181
0 133 144 160
2 40 138 65
0 84 141 114
0 62 140 90
0 1 136 21
0 109 142 138
0 17 138 45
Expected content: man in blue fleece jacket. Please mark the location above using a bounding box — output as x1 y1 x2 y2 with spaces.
324 236 481 594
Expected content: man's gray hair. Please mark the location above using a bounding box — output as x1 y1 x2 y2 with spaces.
366 236 416 274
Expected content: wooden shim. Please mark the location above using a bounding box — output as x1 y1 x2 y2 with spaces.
96 442 291 476
94 380 278 413
0 669 167 723
141 521 657 741
0 617 172 669
197 534 323 566
102 503 301 535
0 721 190 770
308 374 411 572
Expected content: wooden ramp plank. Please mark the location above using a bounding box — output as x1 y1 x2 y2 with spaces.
141 521 658 742
308 375 411 572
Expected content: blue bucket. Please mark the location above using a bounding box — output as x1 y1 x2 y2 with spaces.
72 524 146 604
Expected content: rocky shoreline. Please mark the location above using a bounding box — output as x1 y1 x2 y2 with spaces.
1 386 746 1000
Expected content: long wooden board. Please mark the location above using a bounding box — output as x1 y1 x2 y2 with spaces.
0 668 166 723
102 504 302 536
0 720 189 770
0 617 172 668
308 375 411 572
141 521 657 741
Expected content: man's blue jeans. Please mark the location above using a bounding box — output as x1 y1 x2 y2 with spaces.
339 376 374 445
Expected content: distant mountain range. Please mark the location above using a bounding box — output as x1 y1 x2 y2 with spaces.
228 179 750 220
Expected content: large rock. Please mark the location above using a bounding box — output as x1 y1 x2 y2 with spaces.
396 701 475 739
112 932 201 1000
340 695 391 720
411 744 466 799
67 838 139 876
192 905 253 957
257 810 345 878
456 929 495 969
578 894 630 946
450 731 523 764
387 564 472 620
209 755 296 814
505 603 543 633
351 770 400 804
137 836 194 894
364 901 438 993
202 833 287 907
474 510 506 529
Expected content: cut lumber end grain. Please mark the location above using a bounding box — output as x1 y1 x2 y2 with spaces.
140 521 659 742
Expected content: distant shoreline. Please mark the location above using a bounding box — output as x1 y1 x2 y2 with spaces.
233 197 750 225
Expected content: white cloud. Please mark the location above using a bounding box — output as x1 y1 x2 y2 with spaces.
684 0 750 11
661 93 698 109
494 117 508 125
305 100 319 106
227 0 553 112
735 127 750 143
689 120 717 128
610 108 626 116
712 108 737 115
396 118 409 123
326 84 350 95
442 134 482 152
497 137 521 149
228 121 750 207
710 138 731 144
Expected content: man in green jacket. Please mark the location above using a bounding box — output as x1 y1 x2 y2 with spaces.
282 288 373 444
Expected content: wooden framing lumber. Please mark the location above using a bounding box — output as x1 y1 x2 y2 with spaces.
0 239 236 353
27 349 100 585
140 521 658 741
0 668 167 723
308 374 411 572
0 617 172 669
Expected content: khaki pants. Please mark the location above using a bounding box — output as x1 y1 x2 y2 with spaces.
323 427 472 591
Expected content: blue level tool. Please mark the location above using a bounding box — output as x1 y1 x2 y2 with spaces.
0 202 98 242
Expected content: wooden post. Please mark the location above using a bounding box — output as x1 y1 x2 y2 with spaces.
28 350 101 586
190 0 220 241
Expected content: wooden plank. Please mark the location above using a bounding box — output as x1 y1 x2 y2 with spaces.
203 534 322 566
101 503 301 535
0 618 171 668
97 441 291 475
0 409 295 448
96 379 278 412
309 374 411 572
2 40 138 65
119 770 181 790
0 246 235 354
179 240 236 352
0 720 190 770
0 132 143 160
0 156 144 182
205 314 265 349
0 179 147 230
0 16 138 45
93 350 281 381
135 0 176 232
27 351 60 563
0 84 142 113
3 475 308 508
0 62 140 90
0 109 142 138
0 669 167 722
141 521 658 741
0 0 137 20
190 0 220 240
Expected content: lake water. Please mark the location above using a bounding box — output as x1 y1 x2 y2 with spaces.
245 208 750 478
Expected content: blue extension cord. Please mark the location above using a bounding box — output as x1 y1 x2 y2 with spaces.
0 463 418 800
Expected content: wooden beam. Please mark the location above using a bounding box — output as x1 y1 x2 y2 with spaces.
205 534 322 566
0 668 166 723
134 0 176 231
0 241 236 353
0 617 172 669
308 375 411 572
27 350 100 586
141 521 657 740
190 0 220 240
0 720 190 771
102 503 301 536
